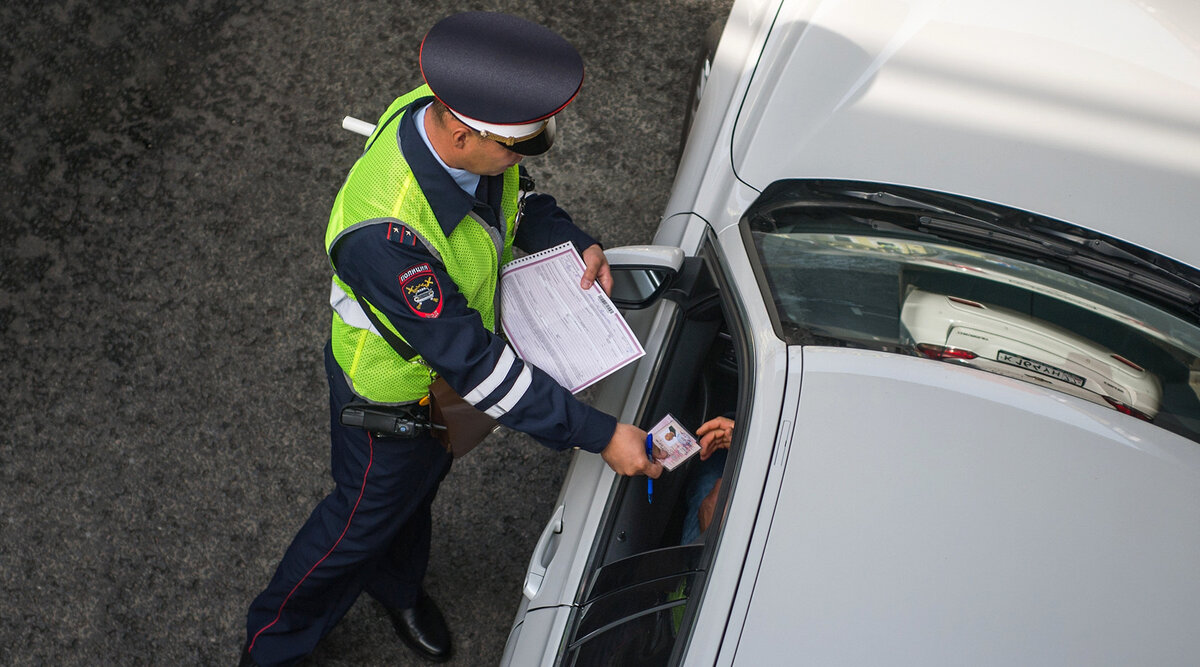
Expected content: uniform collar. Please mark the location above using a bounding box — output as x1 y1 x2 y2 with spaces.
414 103 480 196
399 97 498 238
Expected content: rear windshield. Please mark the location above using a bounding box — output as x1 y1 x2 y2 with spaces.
745 180 1200 444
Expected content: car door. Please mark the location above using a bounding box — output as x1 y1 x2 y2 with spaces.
503 229 776 665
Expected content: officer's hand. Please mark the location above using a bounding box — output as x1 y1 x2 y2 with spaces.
600 423 664 478
580 244 613 296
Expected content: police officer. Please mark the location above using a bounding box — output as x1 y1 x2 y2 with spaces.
240 12 663 666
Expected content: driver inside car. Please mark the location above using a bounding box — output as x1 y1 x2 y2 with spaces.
681 414 735 543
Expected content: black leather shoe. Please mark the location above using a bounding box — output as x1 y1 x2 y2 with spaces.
385 591 452 662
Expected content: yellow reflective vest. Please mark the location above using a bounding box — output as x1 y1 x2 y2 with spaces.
325 86 520 403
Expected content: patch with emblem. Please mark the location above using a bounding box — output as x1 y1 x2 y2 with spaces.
398 263 443 318
387 222 419 246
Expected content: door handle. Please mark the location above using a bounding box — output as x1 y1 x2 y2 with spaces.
523 504 565 600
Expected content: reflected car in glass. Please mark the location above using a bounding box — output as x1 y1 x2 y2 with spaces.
502 0 1200 665
901 288 1163 419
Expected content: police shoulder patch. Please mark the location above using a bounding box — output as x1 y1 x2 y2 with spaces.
398 263 443 318
386 222 419 247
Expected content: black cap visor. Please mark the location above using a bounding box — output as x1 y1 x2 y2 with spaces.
509 117 556 156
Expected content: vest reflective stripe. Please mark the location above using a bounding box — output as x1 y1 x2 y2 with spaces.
484 364 533 418
329 279 379 336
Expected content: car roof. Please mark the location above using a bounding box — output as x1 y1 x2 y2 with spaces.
729 347 1200 665
732 0 1200 268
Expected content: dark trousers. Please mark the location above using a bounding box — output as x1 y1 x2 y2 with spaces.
244 342 452 666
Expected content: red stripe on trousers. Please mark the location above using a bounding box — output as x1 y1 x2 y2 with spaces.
248 433 375 652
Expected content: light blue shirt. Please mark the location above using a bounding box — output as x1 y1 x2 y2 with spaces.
415 103 480 197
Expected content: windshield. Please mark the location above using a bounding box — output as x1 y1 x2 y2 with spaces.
745 180 1200 444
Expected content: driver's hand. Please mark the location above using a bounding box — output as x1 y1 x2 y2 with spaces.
696 416 736 460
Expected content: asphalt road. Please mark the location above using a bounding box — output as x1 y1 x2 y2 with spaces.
0 1 732 665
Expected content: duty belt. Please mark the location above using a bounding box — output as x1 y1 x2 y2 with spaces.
339 402 444 438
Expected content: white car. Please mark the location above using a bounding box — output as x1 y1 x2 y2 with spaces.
900 287 1164 419
503 1 1200 665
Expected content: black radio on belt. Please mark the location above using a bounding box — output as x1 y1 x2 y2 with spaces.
339 403 440 438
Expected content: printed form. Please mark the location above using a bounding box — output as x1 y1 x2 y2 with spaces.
500 242 645 393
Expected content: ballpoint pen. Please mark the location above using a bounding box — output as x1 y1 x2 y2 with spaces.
645 433 654 504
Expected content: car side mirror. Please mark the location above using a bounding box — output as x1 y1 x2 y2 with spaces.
610 267 674 307
604 245 686 309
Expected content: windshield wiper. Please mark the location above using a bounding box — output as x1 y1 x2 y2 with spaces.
918 215 1072 257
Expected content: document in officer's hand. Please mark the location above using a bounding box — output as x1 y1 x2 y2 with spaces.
648 414 700 471
500 243 645 393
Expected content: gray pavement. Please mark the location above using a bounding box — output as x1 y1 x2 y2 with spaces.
0 1 733 665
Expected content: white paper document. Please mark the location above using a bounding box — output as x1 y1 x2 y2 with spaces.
500 243 645 393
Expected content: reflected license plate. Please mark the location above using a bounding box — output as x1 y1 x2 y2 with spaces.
997 350 1086 387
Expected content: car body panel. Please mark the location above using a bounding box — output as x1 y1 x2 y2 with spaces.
729 346 1200 666
730 0 1200 267
505 0 1200 663
663 0 783 239
706 345 806 667
500 606 572 667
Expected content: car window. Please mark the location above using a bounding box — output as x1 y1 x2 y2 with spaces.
565 574 697 667
744 179 1200 443
562 546 703 666
585 544 705 600
556 241 747 666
